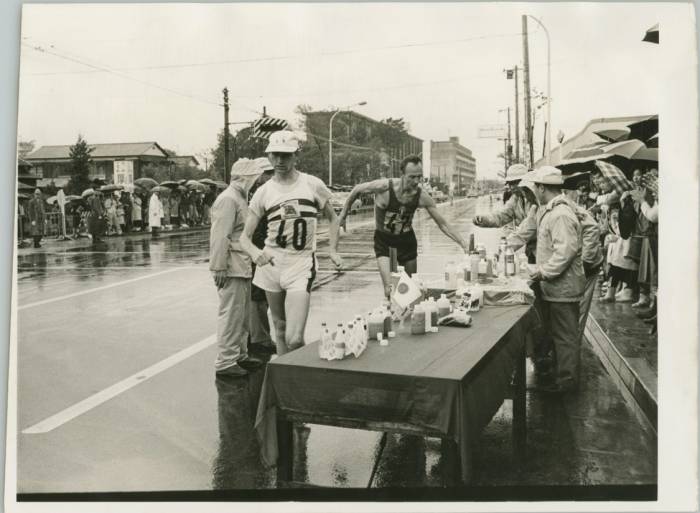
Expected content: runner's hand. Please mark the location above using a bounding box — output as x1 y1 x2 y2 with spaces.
213 270 229 289
255 249 275 267
329 252 343 270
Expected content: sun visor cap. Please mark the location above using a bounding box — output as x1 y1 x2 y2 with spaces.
265 130 300 153
253 157 274 172
230 158 264 178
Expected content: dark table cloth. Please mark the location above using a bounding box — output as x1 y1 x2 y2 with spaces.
255 304 537 481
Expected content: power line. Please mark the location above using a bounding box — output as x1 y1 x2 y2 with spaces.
24 32 522 77
21 41 263 115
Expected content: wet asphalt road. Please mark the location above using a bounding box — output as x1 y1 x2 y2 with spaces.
16 197 656 493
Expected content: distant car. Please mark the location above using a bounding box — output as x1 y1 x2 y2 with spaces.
330 193 361 214
467 192 478 198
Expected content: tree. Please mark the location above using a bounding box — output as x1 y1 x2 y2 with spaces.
17 140 35 159
67 135 93 194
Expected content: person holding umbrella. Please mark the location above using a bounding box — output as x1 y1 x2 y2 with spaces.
27 189 47 248
86 189 105 244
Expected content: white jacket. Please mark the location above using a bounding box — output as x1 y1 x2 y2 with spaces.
149 194 164 228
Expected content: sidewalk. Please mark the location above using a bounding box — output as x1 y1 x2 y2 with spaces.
585 288 658 432
16 224 210 256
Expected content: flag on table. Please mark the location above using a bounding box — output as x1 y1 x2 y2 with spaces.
595 160 634 195
252 117 289 139
392 271 422 309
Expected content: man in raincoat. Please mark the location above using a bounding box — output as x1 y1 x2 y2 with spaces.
148 190 164 238
524 166 586 394
209 158 266 377
87 190 105 244
27 189 47 248
473 163 530 236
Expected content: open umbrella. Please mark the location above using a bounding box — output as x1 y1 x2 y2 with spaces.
18 193 30 200
564 141 609 160
600 139 646 159
134 177 158 190
594 128 630 143
198 178 217 185
151 186 171 194
100 184 124 193
627 115 658 143
81 188 97 198
66 195 82 202
17 182 34 192
46 195 59 204
646 133 658 148
178 179 188 185
630 146 658 162
643 23 659 44
159 180 179 188
177 185 188 192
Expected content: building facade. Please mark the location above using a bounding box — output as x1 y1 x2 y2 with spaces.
24 142 174 187
430 137 477 193
304 110 424 182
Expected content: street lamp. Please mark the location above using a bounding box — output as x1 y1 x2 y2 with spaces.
527 14 551 165
329 101 367 187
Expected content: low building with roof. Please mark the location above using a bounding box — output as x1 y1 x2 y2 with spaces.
23 142 176 187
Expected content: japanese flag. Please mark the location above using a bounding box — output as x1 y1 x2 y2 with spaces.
392 271 422 309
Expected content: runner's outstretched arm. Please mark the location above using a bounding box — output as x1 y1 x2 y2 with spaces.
322 201 344 269
337 179 390 231
422 191 468 252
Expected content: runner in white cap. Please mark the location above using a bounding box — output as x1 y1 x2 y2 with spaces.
240 130 343 355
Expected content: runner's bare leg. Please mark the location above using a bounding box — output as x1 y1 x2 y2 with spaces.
376 256 392 299
266 291 288 355
284 290 311 351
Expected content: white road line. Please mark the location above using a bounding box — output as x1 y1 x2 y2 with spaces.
22 334 217 434
18 267 185 310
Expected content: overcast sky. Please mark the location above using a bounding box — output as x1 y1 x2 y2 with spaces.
17 2 669 179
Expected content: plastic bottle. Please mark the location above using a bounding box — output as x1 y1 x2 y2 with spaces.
499 238 508 276
333 324 346 359
505 247 515 276
444 261 456 288
382 301 394 337
427 297 439 326
319 322 330 358
470 252 480 282
346 322 356 354
410 303 426 335
368 310 384 340
437 293 451 318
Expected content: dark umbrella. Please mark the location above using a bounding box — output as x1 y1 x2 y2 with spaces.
593 128 630 143
134 177 158 190
198 178 217 185
627 115 658 143
177 185 188 192
100 184 124 193
159 180 180 189
646 133 658 148
17 182 34 192
643 23 659 44
178 179 188 185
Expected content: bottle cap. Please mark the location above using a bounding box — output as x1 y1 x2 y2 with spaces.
388 331 396 338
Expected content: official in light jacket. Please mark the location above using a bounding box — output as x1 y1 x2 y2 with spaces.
209 159 266 377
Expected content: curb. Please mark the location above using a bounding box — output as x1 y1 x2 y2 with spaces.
584 314 658 434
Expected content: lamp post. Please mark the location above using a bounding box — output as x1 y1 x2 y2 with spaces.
329 101 367 187
527 14 551 164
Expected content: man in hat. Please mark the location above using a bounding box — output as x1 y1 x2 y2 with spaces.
87 189 105 244
210 158 266 377
523 166 586 394
27 189 47 248
336 154 467 299
240 130 343 356
246 157 277 354
473 163 530 234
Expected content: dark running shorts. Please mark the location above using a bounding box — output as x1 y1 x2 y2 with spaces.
373 229 418 265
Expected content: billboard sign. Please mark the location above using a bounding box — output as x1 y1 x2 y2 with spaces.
477 124 507 139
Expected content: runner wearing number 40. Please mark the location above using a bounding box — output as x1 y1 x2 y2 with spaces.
240 131 343 356
337 155 468 299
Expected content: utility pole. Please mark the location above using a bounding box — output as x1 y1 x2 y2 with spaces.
514 66 520 163
506 107 512 167
223 87 230 183
522 15 534 169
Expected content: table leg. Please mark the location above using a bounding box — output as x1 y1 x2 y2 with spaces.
441 438 469 486
512 345 527 462
276 416 294 485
